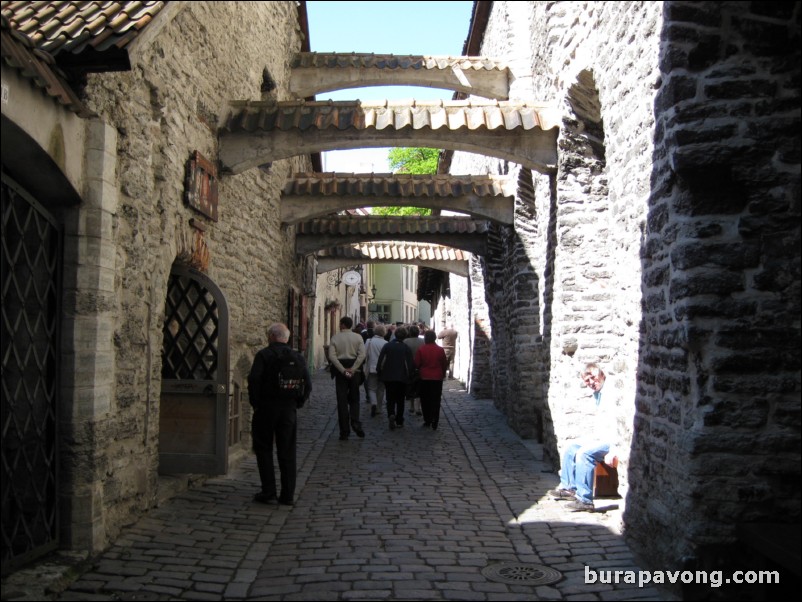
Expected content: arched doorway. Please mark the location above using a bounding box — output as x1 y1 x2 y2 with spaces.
159 264 229 475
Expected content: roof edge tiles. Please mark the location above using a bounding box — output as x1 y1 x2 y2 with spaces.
0 17 94 117
284 173 514 198
292 52 508 72
1 1 165 56
296 216 489 236
224 100 561 133
317 242 467 262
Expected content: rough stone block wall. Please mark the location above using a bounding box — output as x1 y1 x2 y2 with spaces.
477 169 550 441
627 0 801 573
69 2 310 547
450 2 661 472
463 0 800 578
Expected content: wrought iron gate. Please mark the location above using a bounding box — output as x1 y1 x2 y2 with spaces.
160 265 229 475
1 173 61 573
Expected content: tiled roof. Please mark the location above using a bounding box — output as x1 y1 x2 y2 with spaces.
296 216 489 236
223 100 560 133
318 242 467 262
0 15 92 116
292 52 507 72
0 1 164 55
285 173 512 199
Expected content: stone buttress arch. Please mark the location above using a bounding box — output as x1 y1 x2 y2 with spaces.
289 53 511 100
282 173 515 225
295 216 490 256
316 242 469 277
219 100 560 176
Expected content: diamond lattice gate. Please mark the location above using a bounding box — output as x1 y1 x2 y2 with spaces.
1 173 61 573
159 265 229 475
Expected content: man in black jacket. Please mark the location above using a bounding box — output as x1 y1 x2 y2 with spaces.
248 323 311 506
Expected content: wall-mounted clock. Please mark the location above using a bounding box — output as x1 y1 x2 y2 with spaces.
342 270 361 286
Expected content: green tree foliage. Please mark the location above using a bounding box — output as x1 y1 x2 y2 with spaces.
372 148 438 216
388 147 439 174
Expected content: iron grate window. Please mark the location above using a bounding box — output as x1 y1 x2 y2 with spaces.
162 274 219 381
1 174 60 571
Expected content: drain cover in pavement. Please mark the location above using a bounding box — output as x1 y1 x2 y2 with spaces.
481 562 563 585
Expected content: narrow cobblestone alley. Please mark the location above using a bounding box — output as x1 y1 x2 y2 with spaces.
28 370 665 601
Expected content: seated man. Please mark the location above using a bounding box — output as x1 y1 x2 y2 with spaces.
549 363 617 512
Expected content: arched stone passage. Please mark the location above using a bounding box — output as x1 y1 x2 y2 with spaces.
289 53 511 100
316 242 470 277
219 100 560 175
442 66 613 467
295 216 490 256
282 173 515 225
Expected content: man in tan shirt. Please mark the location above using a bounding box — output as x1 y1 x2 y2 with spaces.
328 316 366 440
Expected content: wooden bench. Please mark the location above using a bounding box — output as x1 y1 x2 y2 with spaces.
593 456 620 498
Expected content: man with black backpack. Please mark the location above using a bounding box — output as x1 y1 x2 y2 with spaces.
248 323 311 506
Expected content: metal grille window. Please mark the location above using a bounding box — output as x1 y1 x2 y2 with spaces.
162 275 219 381
1 173 61 572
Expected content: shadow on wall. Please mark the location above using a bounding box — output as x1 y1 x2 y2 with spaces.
626 0 802 594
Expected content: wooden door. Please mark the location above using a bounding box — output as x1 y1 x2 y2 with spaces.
159 265 229 474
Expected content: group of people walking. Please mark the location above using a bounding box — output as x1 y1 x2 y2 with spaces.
247 320 613 515
246 317 456 506
331 317 451 436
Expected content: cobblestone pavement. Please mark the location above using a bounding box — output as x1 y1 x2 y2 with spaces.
7 371 668 601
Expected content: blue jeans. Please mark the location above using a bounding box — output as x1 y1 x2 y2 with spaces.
558 442 610 503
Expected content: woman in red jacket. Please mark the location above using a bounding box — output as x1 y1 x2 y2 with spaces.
414 330 449 429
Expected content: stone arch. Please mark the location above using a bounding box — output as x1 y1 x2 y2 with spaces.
281 173 515 225
219 101 560 175
564 69 606 166
539 68 614 467
295 216 490 256
316 242 470 278
289 53 511 100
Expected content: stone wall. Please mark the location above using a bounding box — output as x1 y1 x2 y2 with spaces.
65 1 310 549
628 0 801 573
448 0 800 577
451 1 659 468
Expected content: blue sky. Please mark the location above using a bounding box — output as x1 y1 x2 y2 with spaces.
305 1 474 171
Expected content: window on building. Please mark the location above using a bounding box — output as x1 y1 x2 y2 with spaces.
374 304 391 324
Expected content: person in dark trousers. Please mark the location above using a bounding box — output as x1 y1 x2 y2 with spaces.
328 316 367 440
404 324 424 416
248 323 311 506
376 326 415 430
414 330 448 429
